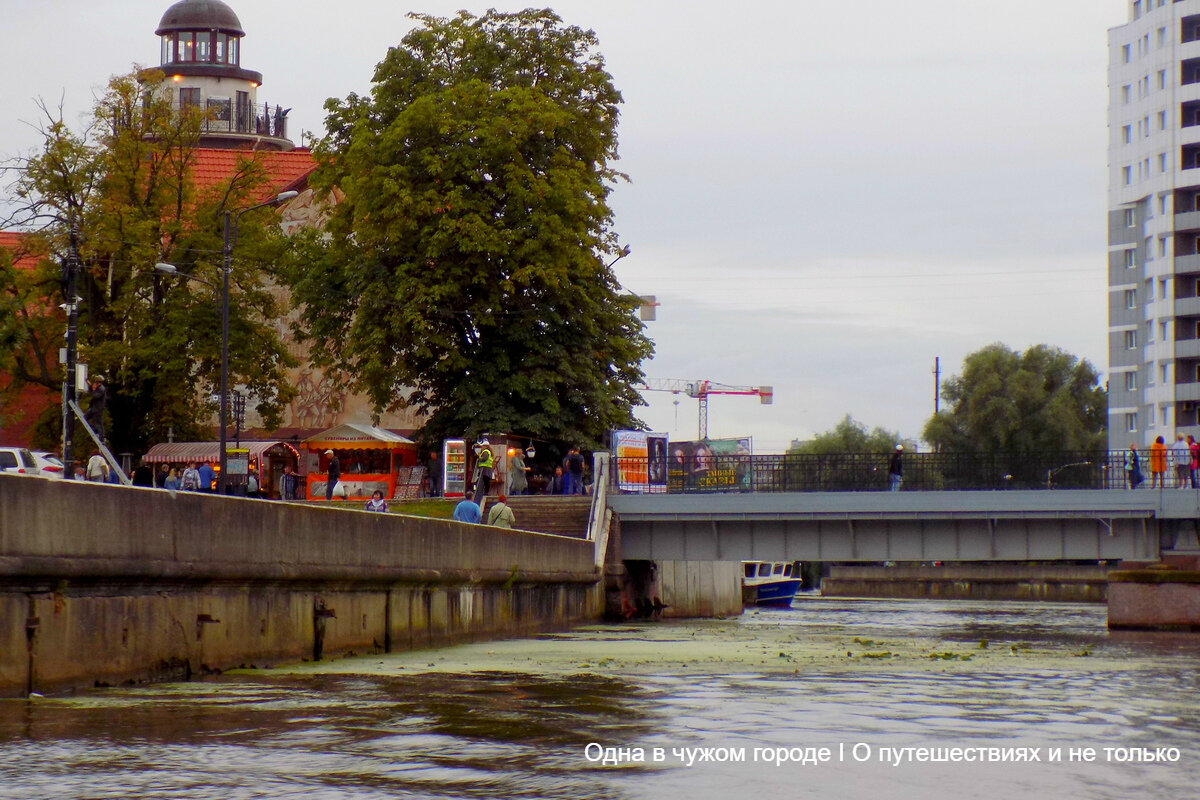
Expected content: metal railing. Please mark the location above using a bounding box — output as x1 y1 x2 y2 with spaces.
608 451 1155 494
199 100 289 140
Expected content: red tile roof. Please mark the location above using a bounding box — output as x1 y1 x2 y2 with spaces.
189 147 317 199
0 231 40 270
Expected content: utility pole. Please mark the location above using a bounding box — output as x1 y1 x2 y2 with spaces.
933 356 941 415
61 224 81 479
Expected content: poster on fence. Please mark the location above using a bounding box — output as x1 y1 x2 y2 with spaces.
613 430 669 493
667 437 753 492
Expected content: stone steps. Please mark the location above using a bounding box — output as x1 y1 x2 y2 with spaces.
497 495 593 538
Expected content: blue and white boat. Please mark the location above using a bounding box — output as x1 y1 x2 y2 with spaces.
742 560 803 606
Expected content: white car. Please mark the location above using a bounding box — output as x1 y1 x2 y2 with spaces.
0 446 41 476
31 451 66 478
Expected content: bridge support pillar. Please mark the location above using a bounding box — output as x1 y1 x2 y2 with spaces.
1108 556 1200 630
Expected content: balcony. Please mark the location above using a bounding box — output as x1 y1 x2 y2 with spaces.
1176 296 1200 317
1177 338 1200 359
1176 254 1200 274
1176 382 1200 402
1176 210 1200 231
195 98 290 144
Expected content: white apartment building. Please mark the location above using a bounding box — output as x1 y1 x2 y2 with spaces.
1108 0 1200 448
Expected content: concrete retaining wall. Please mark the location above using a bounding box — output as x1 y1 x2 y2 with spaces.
0 475 601 696
821 564 1109 603
1108 568 1200 629
656 560 743 618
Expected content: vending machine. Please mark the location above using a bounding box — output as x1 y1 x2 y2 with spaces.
442 439 467 498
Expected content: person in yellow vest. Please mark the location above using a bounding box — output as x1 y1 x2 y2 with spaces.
474 441 495 507
487 494 515 528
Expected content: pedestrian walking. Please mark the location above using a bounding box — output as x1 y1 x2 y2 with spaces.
198 461 216 493
181 461 201 491
1150 436 1167 489
1171 435 1191 489
508 449 529 495
565 446 585 495
1125 443 1143 489
324 449 340 501
487 494 515 528
453 490 482 523
888 445 904 492
86 451 107 482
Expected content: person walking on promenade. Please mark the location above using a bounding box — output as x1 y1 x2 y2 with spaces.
181 461 200 491
1170 434 1191 489
1150 436 1167 489
1125 443 1143 489
164 468 181 491
280 464 299 501
365 490 389 512
155 463 170 488
198 461 216 493
325 449 340 501
565 446 585 495
508 449 529 495
426 450 442 497
545 465 566 495
453 490 482 523
86 451 107 482
888 445 904 492
487 494 515 528
1190 435 1200 489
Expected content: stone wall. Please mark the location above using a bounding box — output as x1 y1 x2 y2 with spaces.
0 474 601 696
821 563 1109 603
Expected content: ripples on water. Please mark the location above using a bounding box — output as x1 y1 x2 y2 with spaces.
2 600 1198 800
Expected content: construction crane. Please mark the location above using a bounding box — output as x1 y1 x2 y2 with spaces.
637 379 773 439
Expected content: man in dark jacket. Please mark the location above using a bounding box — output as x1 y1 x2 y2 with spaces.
888 445 903 492
84 375 107 442
325 449 340 501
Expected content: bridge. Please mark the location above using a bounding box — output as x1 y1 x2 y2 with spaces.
608 489 1200 563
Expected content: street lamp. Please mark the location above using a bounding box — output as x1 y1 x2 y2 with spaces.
157 189 297 495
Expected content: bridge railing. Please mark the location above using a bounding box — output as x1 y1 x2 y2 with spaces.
610 450 1138 494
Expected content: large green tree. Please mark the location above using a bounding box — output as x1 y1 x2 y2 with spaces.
923 343 1107 454
0 70 296 453
287 9 652 446
788 415 903 455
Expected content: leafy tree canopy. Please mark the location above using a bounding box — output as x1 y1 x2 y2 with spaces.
288 9 653 447
922 343 1107 454
1 70 296 453
788 415 903 455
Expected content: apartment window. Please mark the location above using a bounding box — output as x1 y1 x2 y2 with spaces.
1161 153 1168 173
1125 208 1136 226
1147 321 1155 344
1123 125 1133 144
1134 2 1141 20
1126 372 1138 391
179 87 200 109
1159 110 1167 130
1160 237 1168 257
1125 249 1137 268
1147 278 1155 300
1160 28 1167 47
1125 330 1138 349
1126 289 1137 308
1127 413 1138 433
1124 44 1132 63
1124 166 1133 185
1159 70 1168 91
1164 364 1171 384
1123 85 1132 104
1162 278 1169 298
1162 320 1170 340
1161 194 1169 215
1144 116 1151 137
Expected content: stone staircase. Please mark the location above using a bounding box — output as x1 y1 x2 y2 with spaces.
496 495 593 538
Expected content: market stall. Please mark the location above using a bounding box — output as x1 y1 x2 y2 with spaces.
303 424 417 500
142 440 302 496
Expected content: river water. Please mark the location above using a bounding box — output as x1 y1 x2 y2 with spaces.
3 598 1199 799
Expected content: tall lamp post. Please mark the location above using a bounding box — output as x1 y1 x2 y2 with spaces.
157 189 297 494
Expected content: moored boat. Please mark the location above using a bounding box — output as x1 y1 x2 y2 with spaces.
742 560 803 607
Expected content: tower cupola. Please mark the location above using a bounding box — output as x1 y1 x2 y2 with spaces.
153 0 292 150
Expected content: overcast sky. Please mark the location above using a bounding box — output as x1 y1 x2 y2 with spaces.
1 0 1128 451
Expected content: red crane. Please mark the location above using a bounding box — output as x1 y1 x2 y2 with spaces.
637 379 773 439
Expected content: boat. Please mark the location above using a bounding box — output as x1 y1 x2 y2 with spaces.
742 560 803 607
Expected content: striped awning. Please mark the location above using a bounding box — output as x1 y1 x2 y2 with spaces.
142 441 299 464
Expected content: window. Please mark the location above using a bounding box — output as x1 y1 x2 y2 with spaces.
196 34 210 62
1125 208 1136 226
1123 85 1132 104
1162 320 1170 340
1159 110 1167 130
1160 28 1167 47
229 37 238 65
1126 289 1137 308
1125 330 1138 349
178 31 194 62
1127 413 1138 433
179 87 200 109
1159 70 1167 91
744 564 755 579
1125 250 1137 268
1160 237 1168 257
1162 278 1169 298
1126 372 1138 391
758 564 770 577
161 35 174 64
1124 44 1132 62
1161 194 1169 215
1164 364 1171 384
1124 165 1133 185
216 33 227 62
1123 125 1133 144
1144 117 1151 137
1147 320 1155 343
1161 153 1168 173
773 564 783 575
1147 278 1155 300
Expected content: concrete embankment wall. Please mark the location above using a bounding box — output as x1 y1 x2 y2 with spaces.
821 564 1108 603
0 475 600 697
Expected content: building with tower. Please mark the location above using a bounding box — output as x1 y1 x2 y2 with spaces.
1108 0 1200 448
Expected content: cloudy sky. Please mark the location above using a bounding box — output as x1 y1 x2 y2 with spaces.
2 0 1127 451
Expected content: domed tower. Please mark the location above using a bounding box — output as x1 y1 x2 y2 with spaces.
155 0 293 150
